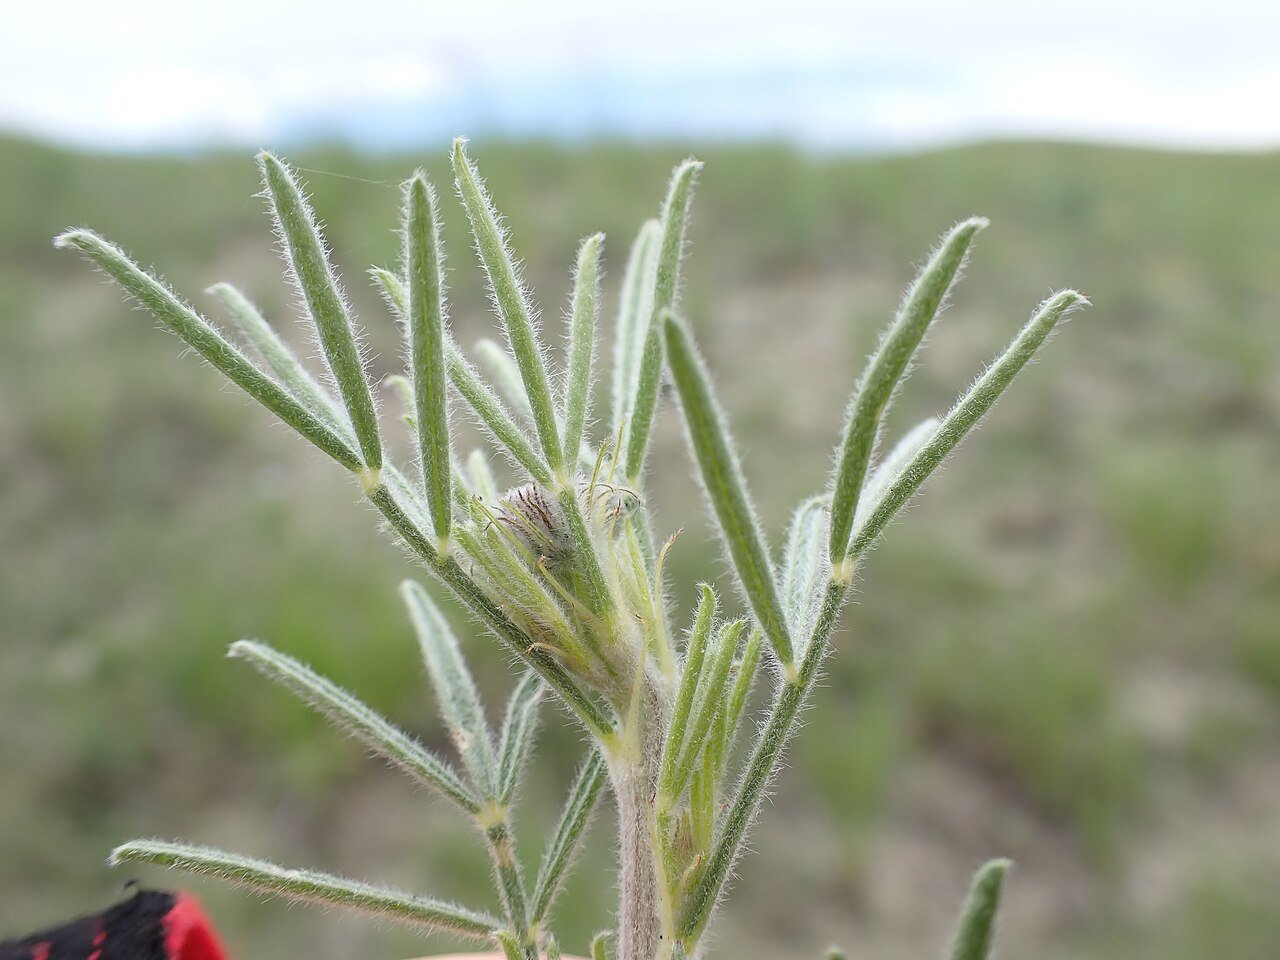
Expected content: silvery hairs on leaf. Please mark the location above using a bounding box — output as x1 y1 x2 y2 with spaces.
61 142 1083 960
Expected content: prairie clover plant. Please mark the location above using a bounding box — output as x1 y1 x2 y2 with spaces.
56 140 1085 960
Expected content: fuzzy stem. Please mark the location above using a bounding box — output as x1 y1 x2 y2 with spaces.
482 812 533 950
612 759 661 960
610 672 667 960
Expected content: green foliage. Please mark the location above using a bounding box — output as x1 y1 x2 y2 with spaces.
562 233 603 467
828 218 986 565
111 839 501 937
401 174 453 540
910 611 1144 855
259 153 383 474
228 638 479 813
55 141 1083 960
663 313 795 670
947 859 1009 960
624 161 701 481
452 139 563 474
402 580 498 797
532 750 608 926
51 229 361 470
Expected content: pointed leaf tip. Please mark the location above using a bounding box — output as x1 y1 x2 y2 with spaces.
231 634 480 812
52 228 87 250
948 859 1011 960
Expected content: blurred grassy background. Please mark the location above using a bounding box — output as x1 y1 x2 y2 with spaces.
2 135 1278 959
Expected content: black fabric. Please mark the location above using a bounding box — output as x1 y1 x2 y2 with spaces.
0 890 176 960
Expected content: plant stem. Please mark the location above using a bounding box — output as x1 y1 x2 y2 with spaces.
610 671 667 960
481 810 535 957
612 757 660 960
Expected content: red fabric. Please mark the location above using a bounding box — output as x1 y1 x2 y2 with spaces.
162 897 228 960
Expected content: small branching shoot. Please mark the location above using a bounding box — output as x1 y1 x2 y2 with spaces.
59 140 1084 960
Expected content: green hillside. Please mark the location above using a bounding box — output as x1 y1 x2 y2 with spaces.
1 135 1278 959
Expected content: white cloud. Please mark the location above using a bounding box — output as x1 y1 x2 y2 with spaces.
5 0 1279 150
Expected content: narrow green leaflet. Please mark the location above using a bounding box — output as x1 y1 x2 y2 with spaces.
110 840 498 938
401 580 498 797
383 462 435 533
228 639 480 813
53 230 360 471
624 159 702 479
207 281 349 438
712 625 763 785
402 173 453 540
849 290 1087 557
467 448 500 504
689 732 716 851
612 219 660 438
853 416 939 532
452 140 562 471
531 750 608 924
663 312 794 669
679 582 846 943
725 627 763 735
562 233 603 467
670 620 745 798
448 347 552 484
947 859 1011 960
780 496 827 641
370 266 409 316
476 337 535 420
497 671 544 804
659 585 716 797
370 250 551 484
495 931 524 960
827 218 986 564
556 483 614 621
259 153 382 472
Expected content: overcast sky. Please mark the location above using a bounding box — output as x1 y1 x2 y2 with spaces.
8 0 1278 151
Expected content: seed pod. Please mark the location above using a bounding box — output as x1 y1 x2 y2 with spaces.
496 483 573 564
